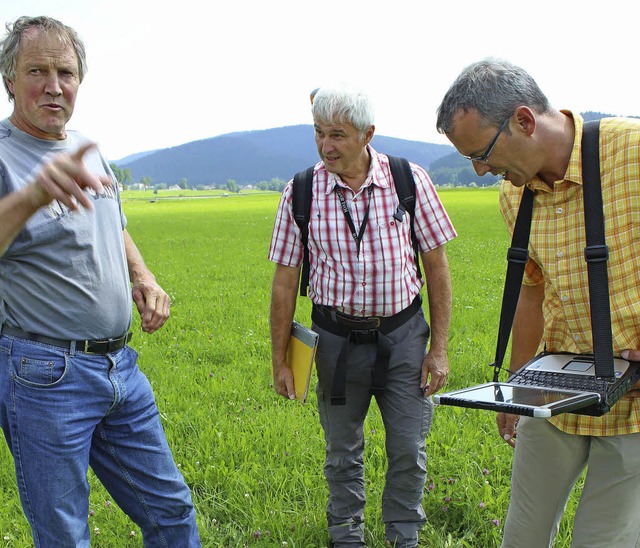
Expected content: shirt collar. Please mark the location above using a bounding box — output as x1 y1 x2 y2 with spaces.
526 110 584 193
322 145 389 195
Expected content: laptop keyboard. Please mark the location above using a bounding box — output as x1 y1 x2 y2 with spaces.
511 370 602 392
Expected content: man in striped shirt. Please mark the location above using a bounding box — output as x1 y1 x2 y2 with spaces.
268 85 456 547
437 58 640 548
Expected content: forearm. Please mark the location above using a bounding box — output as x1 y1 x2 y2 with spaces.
123 229 155 285
1 144 111 256
270 265 300 364
421 247 453 355
509 282 544 372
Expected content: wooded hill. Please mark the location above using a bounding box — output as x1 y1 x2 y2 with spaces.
114 112 636 188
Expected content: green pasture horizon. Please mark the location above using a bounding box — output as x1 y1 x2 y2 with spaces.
0 188 582 547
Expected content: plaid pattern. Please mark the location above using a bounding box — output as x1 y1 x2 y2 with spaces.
268 147 456 317
500 112 640 435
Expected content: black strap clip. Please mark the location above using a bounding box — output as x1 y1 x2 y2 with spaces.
350 329 379 344
584 244 609 263
506 246 529 264
393 205 406 222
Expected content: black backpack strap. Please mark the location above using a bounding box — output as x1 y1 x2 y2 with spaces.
581 119 615 380
492 186 534 381
387 155 422 280
292 166 315 296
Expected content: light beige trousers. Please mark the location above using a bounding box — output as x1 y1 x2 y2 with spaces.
501 416 640 548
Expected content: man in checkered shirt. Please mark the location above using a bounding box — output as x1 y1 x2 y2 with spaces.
437 57 640 548
269 85 456 547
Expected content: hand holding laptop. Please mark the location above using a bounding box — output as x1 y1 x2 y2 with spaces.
621 349 640 393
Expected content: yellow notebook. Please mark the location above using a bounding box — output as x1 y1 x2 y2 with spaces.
287 321 319 403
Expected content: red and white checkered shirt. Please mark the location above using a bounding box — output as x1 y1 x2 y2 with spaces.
268 147 456 317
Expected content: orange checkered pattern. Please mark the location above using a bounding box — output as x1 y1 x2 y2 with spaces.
500 112 640 435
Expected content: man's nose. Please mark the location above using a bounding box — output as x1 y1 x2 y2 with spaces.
472 160 492 177
44 74 63 97
321 139 334 154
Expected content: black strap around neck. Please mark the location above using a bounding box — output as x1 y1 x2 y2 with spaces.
335 185 373 258
492 119 615 382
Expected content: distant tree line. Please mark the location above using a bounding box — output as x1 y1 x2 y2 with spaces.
427 153 502 187
109 162 288 194
256 178 287 192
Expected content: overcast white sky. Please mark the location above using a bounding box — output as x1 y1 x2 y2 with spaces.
0 0 637 161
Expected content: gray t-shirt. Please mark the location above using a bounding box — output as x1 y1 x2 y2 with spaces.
0 119 132 339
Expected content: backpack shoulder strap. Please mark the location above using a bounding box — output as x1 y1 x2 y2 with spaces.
387 155 422 280
581 119 614 380
292 165 315 296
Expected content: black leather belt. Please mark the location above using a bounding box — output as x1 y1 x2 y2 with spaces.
312 295 423 337
312 296 425 405
1 325 132 354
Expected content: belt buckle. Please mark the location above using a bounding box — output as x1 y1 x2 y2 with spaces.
83 338 112 354
82 340 98 354
367 316 381 328
83 334 125 354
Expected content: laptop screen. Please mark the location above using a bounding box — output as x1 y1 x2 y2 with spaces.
434 382 601 418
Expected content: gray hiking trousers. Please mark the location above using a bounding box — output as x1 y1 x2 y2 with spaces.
313 307 433 548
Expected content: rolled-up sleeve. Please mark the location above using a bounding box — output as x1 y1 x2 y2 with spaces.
268 180 304 267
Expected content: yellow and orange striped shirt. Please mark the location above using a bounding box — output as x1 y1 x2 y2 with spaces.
500 112 640 436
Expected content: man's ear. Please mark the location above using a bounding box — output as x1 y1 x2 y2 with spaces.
363 125 375 145
4 77 14 96
514 106 536 136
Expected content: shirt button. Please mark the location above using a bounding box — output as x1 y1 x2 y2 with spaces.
574 334 581 341
361 282 366 286
557 207 563 214
561 295 569 302
557 251 564 258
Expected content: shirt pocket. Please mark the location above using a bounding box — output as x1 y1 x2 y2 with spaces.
369 217 411 266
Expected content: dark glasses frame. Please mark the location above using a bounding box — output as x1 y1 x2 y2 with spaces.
463 113 513 164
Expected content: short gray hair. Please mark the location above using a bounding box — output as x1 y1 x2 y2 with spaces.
0 15 88 101
436 57 551 134
311 85 375 140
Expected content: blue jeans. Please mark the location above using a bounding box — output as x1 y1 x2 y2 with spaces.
0 334 200 548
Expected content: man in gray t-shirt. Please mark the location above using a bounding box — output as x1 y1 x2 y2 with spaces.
0 16 201 546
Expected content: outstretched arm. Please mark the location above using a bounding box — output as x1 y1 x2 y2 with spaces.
0 143 109 255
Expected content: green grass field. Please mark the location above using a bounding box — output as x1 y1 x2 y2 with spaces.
0 189 582 547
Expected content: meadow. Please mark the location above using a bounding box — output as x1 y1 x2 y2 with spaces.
0 189 582 547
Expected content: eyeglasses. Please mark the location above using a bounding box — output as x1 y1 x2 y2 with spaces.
463 113 513 164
